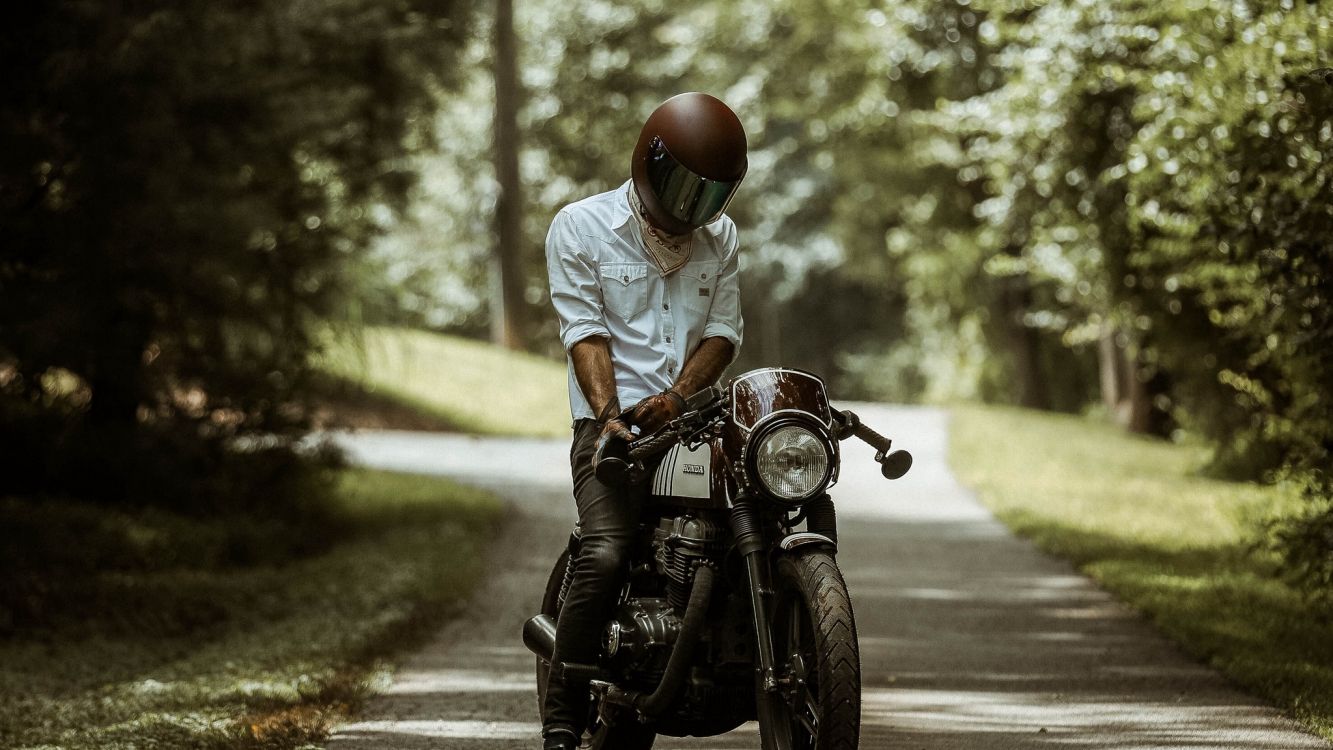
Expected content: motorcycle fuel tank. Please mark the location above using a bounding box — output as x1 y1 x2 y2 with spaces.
650 439 729 508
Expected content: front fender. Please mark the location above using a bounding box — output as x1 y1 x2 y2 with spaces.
777 531 837 554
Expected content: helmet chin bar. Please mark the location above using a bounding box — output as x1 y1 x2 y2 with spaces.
630 183 690 240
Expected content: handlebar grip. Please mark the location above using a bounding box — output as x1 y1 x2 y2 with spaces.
852 421 894 455
628 431 679 462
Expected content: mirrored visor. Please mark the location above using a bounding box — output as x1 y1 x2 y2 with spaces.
644 136 743 227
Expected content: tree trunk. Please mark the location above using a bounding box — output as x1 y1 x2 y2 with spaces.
1098 324 1153 434
1098 324 1127 414
996 271 1049 410
490 0 525 350
86 313 150 429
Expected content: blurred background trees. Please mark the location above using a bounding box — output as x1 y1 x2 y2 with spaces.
1 0 471 513
2 0 1329 592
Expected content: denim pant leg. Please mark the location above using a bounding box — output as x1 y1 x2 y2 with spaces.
542 418 646 737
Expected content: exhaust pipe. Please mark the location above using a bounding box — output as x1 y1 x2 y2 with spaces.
523 614 557 661
632 564 715 718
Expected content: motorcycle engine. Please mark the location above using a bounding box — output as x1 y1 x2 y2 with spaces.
654 514 728 611
602 597 678 677
601 514 728 674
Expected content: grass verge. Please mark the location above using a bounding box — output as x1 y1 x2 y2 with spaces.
317 327 569 438
0 469 503 749
949 403 1333 740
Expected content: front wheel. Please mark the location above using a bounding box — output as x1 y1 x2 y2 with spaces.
767 550 861 750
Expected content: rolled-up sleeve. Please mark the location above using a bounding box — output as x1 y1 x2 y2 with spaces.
546 209 608 352
702 219 743 353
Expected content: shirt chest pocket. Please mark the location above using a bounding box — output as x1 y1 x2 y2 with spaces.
679 262 720 317
600 262 650 320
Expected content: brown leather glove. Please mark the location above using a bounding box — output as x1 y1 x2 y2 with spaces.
598 416 635 445
592 416 636 483
628 389 687 434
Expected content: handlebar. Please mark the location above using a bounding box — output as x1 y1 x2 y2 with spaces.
593 386 726 486
593 391 913 485
835 409 913 480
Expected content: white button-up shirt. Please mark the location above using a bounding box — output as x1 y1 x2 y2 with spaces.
545 180 744 423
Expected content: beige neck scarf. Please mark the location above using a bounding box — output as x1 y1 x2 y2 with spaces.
630 187 694 276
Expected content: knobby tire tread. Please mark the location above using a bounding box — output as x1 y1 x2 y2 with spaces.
778 551 861 750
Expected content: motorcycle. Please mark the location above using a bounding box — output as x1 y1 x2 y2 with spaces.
523 367 912 749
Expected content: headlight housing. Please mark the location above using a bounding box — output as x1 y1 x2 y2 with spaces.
747 419 834 505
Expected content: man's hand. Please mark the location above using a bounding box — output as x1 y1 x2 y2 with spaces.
628 389 686 434
592 416 636 483
598 416 635 445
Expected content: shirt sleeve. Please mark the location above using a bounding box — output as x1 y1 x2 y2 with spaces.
546 209 609 353
702 218 743 354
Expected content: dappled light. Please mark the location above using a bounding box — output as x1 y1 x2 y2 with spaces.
3 0 1331 746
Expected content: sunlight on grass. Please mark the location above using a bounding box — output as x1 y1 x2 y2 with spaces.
319 327 569 438
0 469 502 750
949 404 1333 740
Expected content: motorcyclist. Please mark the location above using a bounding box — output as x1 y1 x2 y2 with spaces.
541 92 747 749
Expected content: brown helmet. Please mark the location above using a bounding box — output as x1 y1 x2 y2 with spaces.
631 92 747 235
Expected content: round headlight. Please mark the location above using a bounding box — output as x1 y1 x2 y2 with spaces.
753 424 831 502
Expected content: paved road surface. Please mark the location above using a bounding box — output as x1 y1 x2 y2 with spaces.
326 405 1327 749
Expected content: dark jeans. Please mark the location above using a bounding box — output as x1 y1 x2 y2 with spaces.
542 418 651 738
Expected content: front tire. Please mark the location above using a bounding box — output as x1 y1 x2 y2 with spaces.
769 550 861 750
535 548 656 750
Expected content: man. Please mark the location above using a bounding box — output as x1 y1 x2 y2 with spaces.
541 92 747 749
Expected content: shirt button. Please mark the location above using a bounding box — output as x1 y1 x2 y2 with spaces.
666 335 672 343
663 302 669 310
700 272 707 280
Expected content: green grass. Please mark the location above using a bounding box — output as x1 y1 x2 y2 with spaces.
949 404 1333 740
0 469 503 749
318 327 570 438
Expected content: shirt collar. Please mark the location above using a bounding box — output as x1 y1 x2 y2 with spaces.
611 179 635 231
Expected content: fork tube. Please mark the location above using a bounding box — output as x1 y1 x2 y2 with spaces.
732 499 792 750
730 499 776 680
743 550 778 686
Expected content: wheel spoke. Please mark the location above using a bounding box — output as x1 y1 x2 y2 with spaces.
796 710 818 738
804 691 820 727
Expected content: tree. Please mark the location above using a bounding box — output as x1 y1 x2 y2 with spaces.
491 0 527 349
0 0 471 511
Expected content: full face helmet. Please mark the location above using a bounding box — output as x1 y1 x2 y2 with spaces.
630 92 748 236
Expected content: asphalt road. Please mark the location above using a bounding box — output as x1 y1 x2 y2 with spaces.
326 405 1328 749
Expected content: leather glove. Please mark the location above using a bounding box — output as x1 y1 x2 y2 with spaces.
592 416 636 484
628 389 686 434
597 416 635 445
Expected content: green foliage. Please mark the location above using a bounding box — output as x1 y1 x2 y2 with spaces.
0 469 502 749
0 1 471 510
318 326 569 436
951 404 1333 740
166 0 1328 592
887 0 1332 594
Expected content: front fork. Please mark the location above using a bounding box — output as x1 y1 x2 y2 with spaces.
731 498 795 750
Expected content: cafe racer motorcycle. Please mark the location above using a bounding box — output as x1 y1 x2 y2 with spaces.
523 367 912 750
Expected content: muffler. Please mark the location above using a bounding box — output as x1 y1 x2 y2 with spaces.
523 614 557 661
